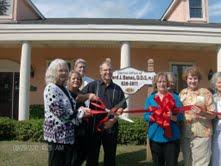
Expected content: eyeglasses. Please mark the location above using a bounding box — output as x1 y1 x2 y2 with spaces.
157 81 167 83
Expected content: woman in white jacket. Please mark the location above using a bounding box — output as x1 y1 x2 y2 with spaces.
43 59 91 166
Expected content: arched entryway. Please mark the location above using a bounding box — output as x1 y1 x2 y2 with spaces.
0 60 20 119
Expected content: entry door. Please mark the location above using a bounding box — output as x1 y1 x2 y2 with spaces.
0 72 19 119
171 64 193 92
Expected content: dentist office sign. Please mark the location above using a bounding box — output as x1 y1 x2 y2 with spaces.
112 67 156 94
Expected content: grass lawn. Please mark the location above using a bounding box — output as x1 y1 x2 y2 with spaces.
0 141 149 166
0 141 183 166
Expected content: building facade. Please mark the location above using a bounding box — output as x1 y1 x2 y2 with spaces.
0 0 221 120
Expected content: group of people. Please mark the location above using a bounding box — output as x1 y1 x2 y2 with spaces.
144 66 221 166
43 57 221 166
43 58 126 166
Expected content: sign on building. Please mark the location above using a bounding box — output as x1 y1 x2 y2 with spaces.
112 67 156 94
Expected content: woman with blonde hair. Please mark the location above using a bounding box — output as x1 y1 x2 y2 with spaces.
144 72 183 166
67 70 96 166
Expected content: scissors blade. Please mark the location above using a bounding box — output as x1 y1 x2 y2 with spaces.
112 97 129 109
118 114 134 123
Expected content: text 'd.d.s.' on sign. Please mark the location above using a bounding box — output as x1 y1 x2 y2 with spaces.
112 67 156 94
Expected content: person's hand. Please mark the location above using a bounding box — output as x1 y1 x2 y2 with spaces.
191 105 202 114
115 108 124 116
170 114 177 122
81 107 91 118
88 93 99 101
104 118 116 129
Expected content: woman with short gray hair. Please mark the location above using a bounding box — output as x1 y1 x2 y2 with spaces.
211 72 221 166
44 58 91 166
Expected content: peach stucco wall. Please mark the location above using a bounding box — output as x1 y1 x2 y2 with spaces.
0 46 217 109
14 0 40 21
29 47 121 104
167 0 187 22
130 47 216 108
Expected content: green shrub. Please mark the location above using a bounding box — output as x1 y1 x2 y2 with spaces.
15 119 43 141
118 117 147 145
0 117 148 144
29 105 44 119
0 117 16 140
0 117 43 142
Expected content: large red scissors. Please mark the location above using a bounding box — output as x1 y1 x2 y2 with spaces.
90 97 133 131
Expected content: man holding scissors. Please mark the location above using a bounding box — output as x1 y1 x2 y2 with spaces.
82 58 127 166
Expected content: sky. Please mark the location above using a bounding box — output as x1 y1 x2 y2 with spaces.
32 0 221 23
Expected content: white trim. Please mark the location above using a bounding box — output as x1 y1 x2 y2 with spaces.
161 0 177 21
217 46 221 72
0 15 13 19
0 59 20 72
169 61 195 71
0 0 14 19
0 24 221 45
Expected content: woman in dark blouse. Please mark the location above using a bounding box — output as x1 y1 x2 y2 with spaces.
68 70 96 166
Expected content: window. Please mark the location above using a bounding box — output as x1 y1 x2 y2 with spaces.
0 0 13 16
189 0 202 18
171 63 193 92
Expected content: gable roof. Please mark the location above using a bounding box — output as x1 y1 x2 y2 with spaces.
26 0 45 20
161 0 178 21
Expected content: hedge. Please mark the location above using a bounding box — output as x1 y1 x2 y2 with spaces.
0 117 43 142
118 117 147 145
0 117 147 145
0 117 16 140
29 105 44 119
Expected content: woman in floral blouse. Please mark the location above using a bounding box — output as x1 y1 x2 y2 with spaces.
179 66 216 166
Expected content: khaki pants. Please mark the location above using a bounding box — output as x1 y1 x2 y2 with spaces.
181 137 211 166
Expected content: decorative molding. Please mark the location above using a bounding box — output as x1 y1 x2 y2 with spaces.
0 24 220 45
0 59 20 72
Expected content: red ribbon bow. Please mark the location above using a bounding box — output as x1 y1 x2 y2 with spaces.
148 93 177 138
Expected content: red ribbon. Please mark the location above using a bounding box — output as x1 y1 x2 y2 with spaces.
146 93 177 138
87 95 219 133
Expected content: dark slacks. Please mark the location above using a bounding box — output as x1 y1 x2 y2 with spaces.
74 134 88 166
48 142 75 166
149 140 180 166
86 129 118 166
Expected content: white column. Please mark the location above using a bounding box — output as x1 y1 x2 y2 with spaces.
18 41 31 121
120 42 131 116
120 42 131 68
217 46 221 72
